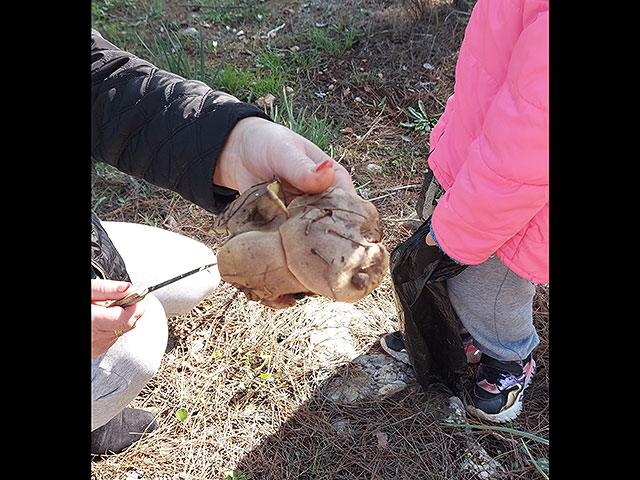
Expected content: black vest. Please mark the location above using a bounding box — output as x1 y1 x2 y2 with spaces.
90 211 130 282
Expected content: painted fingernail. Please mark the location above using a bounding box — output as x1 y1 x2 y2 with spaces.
315 160 333 172
119 283 131 292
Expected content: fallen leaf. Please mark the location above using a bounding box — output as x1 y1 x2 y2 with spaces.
256 94 276 109
176 408 189 422
339 127 354 135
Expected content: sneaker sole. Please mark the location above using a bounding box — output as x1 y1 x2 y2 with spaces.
465 359 536 423
379 335 411 365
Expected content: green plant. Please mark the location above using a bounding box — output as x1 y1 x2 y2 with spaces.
137 22 207 82
223 470 253 480
521 439 549 479
303 25 357 58
256 47 286 72
400 100 441 132
214 64 254 96
268 87 335 152
175 407 189 422
442 422 549 446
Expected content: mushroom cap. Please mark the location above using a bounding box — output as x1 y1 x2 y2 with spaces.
280 188 389 302
214 181 389 307
212 181 289 235
216 229 308 307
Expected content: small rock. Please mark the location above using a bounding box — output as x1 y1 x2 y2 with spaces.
374 430 388 449
377 380 407 397
366 163 382 174
180 27 199 36
332 418 352 435
324 353 415 403
309 325 356 361
461 442 504 478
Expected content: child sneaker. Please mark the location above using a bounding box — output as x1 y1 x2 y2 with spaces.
379 331 411 365
465 353 535 423
380 330 482 366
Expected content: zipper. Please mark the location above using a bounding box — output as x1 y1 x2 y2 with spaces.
91 259 106 279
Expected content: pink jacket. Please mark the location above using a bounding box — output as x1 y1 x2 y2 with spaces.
428 0 549 284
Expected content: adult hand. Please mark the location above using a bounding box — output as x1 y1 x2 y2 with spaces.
91 279 147 357
215 116 356 195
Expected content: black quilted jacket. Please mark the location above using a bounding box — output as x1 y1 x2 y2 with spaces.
91 29 269 280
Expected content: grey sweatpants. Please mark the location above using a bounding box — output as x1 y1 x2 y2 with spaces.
419 173 539 362
91 222 220 431
446 254 539 362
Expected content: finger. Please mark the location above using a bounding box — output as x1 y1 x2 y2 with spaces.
425 233 436 246
91 279 132 302
301 141 357 194
271 147 333 194
91 300 146 333
275 156 357 198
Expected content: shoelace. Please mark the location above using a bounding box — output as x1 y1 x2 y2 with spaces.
479 358 525 387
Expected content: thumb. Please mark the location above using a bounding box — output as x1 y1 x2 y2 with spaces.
286 157 336 194
275 136 336 193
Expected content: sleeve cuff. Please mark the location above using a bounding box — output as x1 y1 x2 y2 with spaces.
429 219 467 266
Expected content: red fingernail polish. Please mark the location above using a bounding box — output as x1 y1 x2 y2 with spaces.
121 283 131 292
315 160 333 172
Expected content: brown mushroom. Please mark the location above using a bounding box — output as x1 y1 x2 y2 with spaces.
213 180 389 308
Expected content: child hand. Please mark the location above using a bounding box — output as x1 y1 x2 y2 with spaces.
425 232 437 246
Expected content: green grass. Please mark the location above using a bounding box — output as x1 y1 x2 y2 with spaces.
212 44 323 102
214 64 255 96
268 87 336 152
137 23 208 82
127 20 338 152
302 25 357 58
211 61 287 103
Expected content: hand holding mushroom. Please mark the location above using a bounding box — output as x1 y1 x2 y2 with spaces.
215 116 356 196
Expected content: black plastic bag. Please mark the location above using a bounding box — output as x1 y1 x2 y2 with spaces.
390 218 470 396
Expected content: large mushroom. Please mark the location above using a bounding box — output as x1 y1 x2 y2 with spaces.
212 180 389 308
